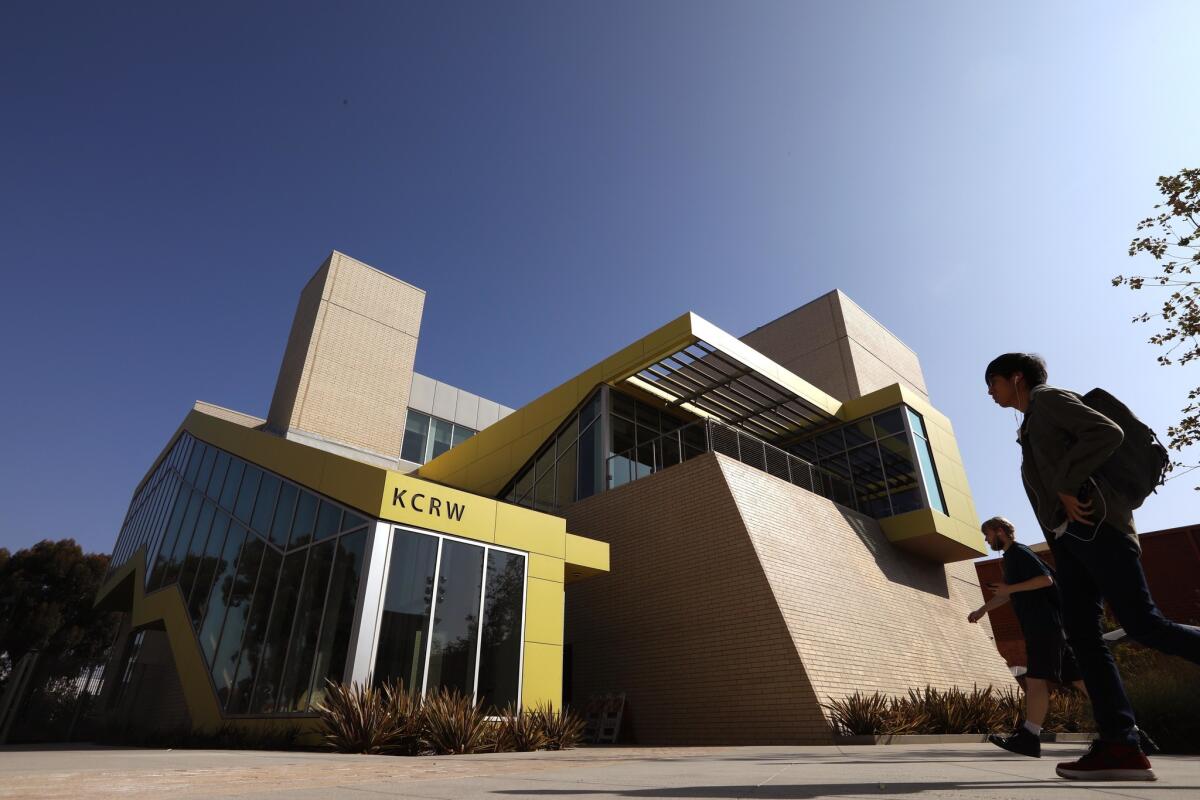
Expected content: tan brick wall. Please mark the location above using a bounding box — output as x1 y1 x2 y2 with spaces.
563 452 1012 745
266 252 425 461
741 290 928 402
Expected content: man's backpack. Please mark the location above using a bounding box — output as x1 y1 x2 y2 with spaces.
1081 388 1171 509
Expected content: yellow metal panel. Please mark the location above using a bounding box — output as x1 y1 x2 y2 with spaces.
494 502 566 558
879 508 987 561
528 553 565 583
601 339 652 382
564 533 609 573
835 384 905 421
521 642 563 710
523 577 565 646
379 472 497 543
317 458 388 519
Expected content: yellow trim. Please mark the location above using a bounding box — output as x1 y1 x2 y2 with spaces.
879 508 987 561
523 577 565 646
520 642 564 708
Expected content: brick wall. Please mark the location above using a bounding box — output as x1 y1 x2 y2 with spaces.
563 452 1012 745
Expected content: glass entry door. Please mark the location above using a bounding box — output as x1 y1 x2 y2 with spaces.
372 527 526 709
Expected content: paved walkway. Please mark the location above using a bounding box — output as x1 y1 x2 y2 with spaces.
0 743 1194 799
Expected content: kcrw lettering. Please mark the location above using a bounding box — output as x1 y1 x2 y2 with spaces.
392 488 466 521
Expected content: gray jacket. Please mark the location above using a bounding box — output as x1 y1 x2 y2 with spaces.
1019 384 1138 548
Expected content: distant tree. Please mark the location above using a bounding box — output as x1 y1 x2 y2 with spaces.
0 540 120 673
1113 168 1200 484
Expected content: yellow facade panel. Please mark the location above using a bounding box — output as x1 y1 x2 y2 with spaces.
564 532 610 573
528 553 565 583
494 502 566 558
521 642 564 710
601 339 652 382
379 472 496 544
523 577 565 645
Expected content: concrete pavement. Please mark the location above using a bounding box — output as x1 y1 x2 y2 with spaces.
0 743 1194 799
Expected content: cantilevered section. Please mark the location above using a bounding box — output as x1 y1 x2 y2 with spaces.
420 311 986 564
418 312 841 498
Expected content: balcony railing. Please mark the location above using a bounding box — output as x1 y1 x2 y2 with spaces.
605 418 856 507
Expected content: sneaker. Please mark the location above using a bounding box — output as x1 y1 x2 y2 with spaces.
1056 740 1156 781
987 725 1041 758
1137 728 1160 756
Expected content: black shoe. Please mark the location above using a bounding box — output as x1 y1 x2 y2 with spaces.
988 725 1041 758
1137 728 1160 755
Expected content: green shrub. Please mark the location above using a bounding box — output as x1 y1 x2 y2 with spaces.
421 687 492 755
529 703 586 750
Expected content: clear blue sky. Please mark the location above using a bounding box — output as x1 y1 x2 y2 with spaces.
2 1 1197 556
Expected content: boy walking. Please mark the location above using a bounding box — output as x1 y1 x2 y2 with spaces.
984 352 1200 781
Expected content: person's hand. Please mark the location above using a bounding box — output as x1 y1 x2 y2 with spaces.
987 582 1012 599
967 609 984 624
1058 491 1093 525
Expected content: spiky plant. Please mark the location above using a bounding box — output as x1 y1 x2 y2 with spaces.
315 680 410 754
493 703 549 752
823 691 892 736
421 687 492 755
530 703 585 750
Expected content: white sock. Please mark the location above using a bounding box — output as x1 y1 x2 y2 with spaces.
1023 720 1042 736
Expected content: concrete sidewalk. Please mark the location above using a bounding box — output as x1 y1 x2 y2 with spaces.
0 742 1194 799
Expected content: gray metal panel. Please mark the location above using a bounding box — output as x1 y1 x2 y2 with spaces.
431 381 458 421
454 391 480 430
477 398 500 429
408 373 437 415
497 405 515 420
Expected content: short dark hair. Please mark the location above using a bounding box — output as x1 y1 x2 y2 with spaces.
985 353 1047 387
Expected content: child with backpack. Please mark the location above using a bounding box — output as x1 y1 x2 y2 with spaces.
984 352 1200 781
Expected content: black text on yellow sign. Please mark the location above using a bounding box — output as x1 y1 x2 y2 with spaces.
392 488 466 522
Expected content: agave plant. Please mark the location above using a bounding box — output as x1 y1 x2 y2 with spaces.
530 703 586 750
315 680 417 754
421 687 493 755
493 703 549 752
822 691 892 736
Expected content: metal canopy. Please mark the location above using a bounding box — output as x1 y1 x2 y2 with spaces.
624 340 836 443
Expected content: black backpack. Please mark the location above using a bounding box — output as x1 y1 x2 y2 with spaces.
1081 388 1171 509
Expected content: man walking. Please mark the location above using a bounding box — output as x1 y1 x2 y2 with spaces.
984 352 1200 781
968 516 1086 758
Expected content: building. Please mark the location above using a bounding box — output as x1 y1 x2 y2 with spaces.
975 524 1200 672
94 250 1013 743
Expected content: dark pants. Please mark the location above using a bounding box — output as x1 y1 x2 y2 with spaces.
1050 521 1200 746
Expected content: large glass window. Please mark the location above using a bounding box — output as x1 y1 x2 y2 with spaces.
373 527 526 708
374 530 439 692
118 432 374 717
401 410 477 465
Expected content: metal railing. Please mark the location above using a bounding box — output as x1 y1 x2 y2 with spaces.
605 418 857 506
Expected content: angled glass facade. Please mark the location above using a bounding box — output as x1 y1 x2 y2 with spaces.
401 409 476 465
109 433 371 715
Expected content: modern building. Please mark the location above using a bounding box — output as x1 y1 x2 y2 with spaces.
94 250 1013 743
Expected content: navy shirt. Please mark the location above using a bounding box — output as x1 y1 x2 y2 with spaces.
1002 543 1062 637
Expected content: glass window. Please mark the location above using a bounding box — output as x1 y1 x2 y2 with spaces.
197 522 248 663
848 444 891 517
913 435 947 514
210 536 265 705
451 425 475 447
207 451 231 500
188 511 230 627
556 442 578 509
249 548 308 713
429 418 454 462
611 415 635 457
161 491 203 588
195 446 218 493
374 530 439 692
184 442 206 484
476 551 525 710
879 434 922 515
611 390 634 421
314 500 342 541
276 540 336 712
514 468 533 506
905 408 929 438
534 471 555 512
425 539 484 697
234 466 262 523
226 547 282 713
269 482 298 548
816 429 845 458
873 408 906 438
179 499 217 605
149 488 191 589
341 510 367 533
579 391 601 427
288 492 318 549
219 459 245 511
250 474 281 536
401 411 431 464
308 529 367 709
576 421 602 500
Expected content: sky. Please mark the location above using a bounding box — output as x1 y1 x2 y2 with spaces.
2 1 1198 556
